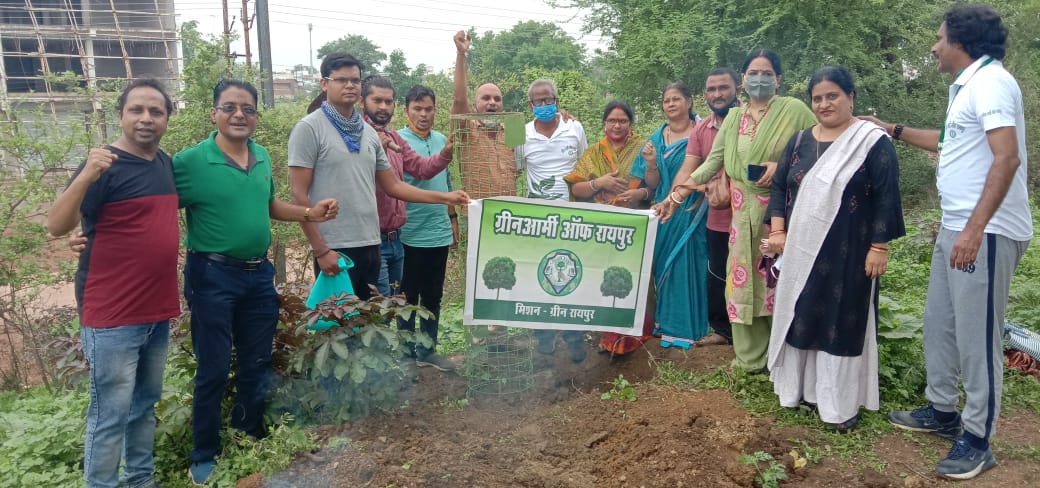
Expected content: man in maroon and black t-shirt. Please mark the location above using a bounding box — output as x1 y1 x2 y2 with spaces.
47 78 179 488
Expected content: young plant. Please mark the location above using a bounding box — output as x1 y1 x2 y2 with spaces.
740 451 788 488
601 374 637 402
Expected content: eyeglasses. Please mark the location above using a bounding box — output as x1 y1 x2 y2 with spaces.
214 104 259 116
530 97 557 107
324 76 362 86
605 118 630 126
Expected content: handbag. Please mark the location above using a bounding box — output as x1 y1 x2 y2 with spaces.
705 170 730 210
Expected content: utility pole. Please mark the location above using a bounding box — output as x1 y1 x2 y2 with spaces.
241 0 252 66
256 0 274 109
222 0 232 74
308 23 314 74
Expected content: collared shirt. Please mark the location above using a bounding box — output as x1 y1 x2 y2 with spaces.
398 127 453 248
687 113 732 232
518 115 588 200
938 55 1032 241
374 128 452 232
175 131 275 259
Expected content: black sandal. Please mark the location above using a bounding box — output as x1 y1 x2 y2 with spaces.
825 412 861 434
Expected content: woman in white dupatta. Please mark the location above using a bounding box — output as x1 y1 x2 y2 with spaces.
764 66 905 432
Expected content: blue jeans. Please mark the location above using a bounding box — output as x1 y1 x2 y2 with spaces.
184 253 279 464
82 321 169 488
378 238 404 297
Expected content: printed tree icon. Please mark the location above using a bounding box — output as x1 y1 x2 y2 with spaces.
600 266 633 307
482 256 516 300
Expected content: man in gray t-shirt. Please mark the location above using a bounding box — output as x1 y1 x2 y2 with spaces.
289 53 468 299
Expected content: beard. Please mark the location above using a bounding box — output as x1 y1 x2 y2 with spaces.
366 110 392 126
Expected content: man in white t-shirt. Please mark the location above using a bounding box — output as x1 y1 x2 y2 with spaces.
863 4 1031 480
518 79 588 201
516 79 589 362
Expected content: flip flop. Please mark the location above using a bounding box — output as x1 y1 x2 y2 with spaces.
697 333 730 346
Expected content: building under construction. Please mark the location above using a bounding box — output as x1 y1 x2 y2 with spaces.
0 0 180 117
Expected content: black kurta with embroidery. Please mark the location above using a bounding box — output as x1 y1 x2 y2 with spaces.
767 130 906 356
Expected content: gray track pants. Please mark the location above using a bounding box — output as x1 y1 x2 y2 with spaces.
923 227 1029 440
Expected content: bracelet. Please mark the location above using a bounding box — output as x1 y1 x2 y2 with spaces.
315 248 332 259
449 214 458 220
668 191 684 205
869 245 888 253
304 207 312 222
646 165 659 172
769 230 786 236
642 188 650 200
589 179 599 192
892 124 904 141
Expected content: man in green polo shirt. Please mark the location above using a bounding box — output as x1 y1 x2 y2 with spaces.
176 79 338 485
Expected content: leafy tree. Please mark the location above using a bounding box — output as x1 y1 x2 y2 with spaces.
469 21 586 80
600 266 633 307
317 34 387 70
383 49 415 103
482 256 517 300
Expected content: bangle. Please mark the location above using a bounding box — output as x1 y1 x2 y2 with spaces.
668 191 684 205
449 214 458 220
869 245 888 253
304 207 312 222
315 248 332 259
642 188 650 200
769 230 786 236
646 165 659 172
892 124 904 141
589 179 599 192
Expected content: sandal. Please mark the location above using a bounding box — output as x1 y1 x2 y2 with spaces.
825 412 861 434
697 333 730 346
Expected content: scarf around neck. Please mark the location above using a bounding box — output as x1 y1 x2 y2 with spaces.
321 101 363 153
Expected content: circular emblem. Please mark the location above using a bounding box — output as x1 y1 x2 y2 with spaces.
538 249 582 296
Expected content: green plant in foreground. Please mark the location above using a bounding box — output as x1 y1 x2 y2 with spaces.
740 451 787 488
601 374 637 402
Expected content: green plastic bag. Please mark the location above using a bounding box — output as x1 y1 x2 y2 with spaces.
305 253 359 331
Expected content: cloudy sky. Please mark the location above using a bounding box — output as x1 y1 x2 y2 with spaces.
175 0 606 74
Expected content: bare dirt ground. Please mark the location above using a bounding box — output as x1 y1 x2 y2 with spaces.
243 339 1040 488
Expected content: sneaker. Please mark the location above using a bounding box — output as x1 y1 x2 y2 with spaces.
189 460 216 485
888 405 963 439
416 353 456 372
936 437 997 480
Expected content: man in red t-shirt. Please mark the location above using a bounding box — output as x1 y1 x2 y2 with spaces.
47 78 180 488
680 68 742 345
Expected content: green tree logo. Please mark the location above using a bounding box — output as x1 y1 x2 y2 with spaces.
600 266 633 307
538 250 582 296
482 256 517 300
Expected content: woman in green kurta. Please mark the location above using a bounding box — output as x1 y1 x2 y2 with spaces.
678 49 816 371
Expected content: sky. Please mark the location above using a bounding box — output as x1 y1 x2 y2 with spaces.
174 0 606 74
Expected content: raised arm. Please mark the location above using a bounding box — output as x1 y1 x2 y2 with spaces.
47 148 117 236
451 31 471 116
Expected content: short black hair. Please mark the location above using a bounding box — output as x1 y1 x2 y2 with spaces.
602 100 634 123
742 49 783 76
706 67 740 88
405 84 436 108
808 66 857 98
213 78 258 106
320 53 363 79
117 77 173 116
944 4 1007 60
361 75 395 99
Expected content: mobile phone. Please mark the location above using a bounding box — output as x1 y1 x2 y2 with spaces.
747 164 766 181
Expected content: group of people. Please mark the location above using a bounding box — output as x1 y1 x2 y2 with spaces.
49 2 1029 486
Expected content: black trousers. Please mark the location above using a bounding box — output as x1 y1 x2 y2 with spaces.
706 228 732 341
398 244 450 358
313 244 381 300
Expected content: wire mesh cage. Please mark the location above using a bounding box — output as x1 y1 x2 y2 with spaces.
449 112 528 200
465 326 534 407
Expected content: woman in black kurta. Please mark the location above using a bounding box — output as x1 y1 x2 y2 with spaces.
764 66 905 431
768 132 904 354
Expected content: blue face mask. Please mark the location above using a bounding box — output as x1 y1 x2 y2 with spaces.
532 104 558 123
